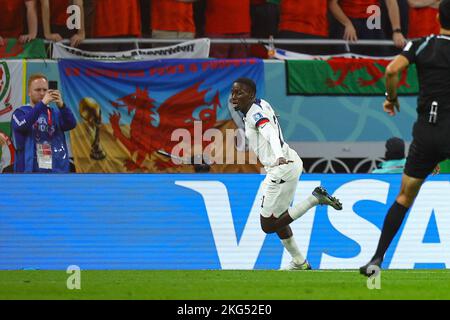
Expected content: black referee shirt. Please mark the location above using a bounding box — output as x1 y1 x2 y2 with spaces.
400 35 450 115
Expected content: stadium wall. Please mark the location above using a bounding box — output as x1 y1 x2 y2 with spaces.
25 60 417 144
20 60 431 173
1 174 449 270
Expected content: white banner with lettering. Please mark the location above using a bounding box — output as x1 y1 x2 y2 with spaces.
52 38 210 60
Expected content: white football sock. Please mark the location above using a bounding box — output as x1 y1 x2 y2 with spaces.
288 195 319 220
281 236 305 264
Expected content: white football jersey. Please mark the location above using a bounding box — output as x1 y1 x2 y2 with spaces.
243 99 294 169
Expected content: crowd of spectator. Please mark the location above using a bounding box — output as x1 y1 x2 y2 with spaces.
0 0 443 58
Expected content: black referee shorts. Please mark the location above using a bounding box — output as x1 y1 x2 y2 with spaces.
404 117 450 179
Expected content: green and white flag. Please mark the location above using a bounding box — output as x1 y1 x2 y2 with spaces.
286 58 419 95
0 60 26 170
0 60 25 124
0 39 46 59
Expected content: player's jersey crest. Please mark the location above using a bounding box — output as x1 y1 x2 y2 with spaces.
252 112 264 122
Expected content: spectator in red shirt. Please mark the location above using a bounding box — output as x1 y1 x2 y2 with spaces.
91 0 141 51
0 0 38 46
329 0 407 55
204 0 251 58
151 0 197 46
277 0 332 55
40 0 86 47
408 0 441 38
93 0 141 38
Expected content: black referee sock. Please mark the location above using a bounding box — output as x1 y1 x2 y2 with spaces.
373 201 409 261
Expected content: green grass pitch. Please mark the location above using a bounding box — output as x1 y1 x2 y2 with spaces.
1 270 450 300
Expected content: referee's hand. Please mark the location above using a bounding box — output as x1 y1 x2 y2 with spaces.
383 99 400 116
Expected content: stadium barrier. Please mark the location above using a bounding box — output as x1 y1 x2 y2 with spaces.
5 58 450 173
1 173 449 270
47 38 400 46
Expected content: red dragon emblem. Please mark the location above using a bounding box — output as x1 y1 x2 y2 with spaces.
109 82 220 171
325 57 410 89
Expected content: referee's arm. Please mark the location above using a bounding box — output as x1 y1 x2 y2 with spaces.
384 55 410 116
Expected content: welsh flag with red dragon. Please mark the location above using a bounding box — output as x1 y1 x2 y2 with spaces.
286 57 419 95
58 59 265 173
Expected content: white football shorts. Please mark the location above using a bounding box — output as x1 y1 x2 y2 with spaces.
260 153 303 218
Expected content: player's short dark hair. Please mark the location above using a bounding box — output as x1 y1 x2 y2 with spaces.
234 78 256 95
440 0 450 29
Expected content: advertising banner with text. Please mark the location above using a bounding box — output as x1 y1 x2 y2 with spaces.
1 174 448 270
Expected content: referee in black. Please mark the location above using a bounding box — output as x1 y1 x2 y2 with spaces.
360 0 450 276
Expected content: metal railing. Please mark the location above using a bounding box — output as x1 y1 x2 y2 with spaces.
45 37 398 46
41 37 402 59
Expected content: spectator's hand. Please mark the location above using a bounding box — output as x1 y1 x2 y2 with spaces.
19 34 35 44
276 157 293 166
383 99 400 116
42 90 56 105
45 33 63 42
393 32 407 49
51 90 64 108
343 23 358 42
70 33 85 48
432 164 440 175
0 36 4 46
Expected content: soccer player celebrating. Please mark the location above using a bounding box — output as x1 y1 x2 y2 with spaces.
360 0 450 276
230 78 343 270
